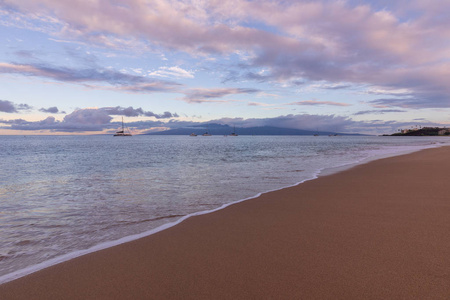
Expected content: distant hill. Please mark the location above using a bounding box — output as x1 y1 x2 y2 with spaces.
389 127 450 136
145 124 364 136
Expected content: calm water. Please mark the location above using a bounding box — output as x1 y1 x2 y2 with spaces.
0 135 448 282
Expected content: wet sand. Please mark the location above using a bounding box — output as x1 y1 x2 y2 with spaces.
1 146 449 299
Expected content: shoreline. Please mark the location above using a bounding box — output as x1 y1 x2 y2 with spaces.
0 141 445 285
0 142 448 288
0 146 449 299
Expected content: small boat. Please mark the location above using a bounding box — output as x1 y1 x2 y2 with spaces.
201 126 212 136
189 133 197 136
229 126 238 136
114 117 132 136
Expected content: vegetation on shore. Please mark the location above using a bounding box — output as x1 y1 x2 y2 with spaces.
388 127 450 136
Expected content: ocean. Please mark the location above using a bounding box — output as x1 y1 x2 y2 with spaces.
0 135 448 283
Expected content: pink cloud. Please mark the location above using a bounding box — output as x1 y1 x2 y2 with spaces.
0 62 181 93
288 100 351 107
181 87 259 103
3 0 450 108
247 102 270 106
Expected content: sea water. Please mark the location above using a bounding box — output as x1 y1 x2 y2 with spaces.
0 135 448 283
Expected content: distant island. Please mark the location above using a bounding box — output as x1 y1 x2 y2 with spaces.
387 127 450 136
145 124 365 136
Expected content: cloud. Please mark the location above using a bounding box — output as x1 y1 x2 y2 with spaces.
1 110 446 135
0 116 69 131
247 102 285 110
144 111 179 119
0 109 113 132
107 114 362 133
206 114 447 135
182 87 259 103
101 106 178 119
0 118 31 125
3 0 450 110
248 102 271 106
288 100 351 107
369 95 450 109
0 62 181 93
354 109 406 115
319 84 353 90
0 99 32 113
14 50 36 59
0 100 18 113
2 0 274 54
149 66 195 79
16 103 32 110
0 107 180 132
64 109 112 125
39 106 60 113
263 115 353 132
101 106 144 117
206 114 356 133
364 87 413 96
1 102 178 121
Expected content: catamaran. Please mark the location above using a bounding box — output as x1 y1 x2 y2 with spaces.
114 117 132 136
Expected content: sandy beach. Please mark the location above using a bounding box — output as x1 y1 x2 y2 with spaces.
1 146 449 299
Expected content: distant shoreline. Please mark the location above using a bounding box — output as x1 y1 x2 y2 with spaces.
144 125 367 136
386 126 450 136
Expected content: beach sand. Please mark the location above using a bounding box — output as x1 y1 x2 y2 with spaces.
1 146 449 299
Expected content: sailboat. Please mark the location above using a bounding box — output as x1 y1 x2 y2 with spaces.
229 126 238 136
202 126 212 136
114 117 132 136
313 128 319 136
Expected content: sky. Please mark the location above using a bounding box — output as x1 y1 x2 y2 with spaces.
0 0 449 135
